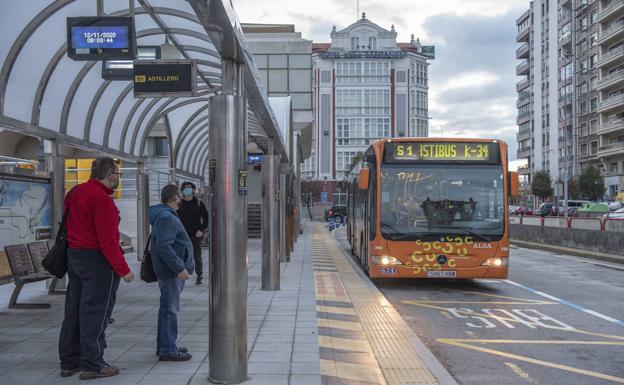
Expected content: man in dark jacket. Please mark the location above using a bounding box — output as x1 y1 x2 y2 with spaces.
59 157 134 380
177 181 208 285
149 184 194 361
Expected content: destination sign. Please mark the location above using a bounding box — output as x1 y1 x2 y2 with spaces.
133 60 197 98
320 50 408 59
67 17 135 61
385 142 500 163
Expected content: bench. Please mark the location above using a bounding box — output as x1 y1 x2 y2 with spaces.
4 241 62 309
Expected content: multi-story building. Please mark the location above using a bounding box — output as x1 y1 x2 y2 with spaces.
516 0 624 198
594 0 624 197
308 13 432 181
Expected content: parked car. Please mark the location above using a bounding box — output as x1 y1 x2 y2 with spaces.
509 205 519 215
603 207 624 219
539 203 555 217
325 204 347 222
515 206 533 216
578 202 609 217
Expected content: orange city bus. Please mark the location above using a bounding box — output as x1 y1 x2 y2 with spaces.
347 138 519 279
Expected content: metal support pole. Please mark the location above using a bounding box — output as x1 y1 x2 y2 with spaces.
279 163 287 262
136 161 150 258
208 59 248 385
262 142 279 291
46 139 66 290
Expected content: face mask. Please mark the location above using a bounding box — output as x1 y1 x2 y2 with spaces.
110 175 119 191
182 187 193 197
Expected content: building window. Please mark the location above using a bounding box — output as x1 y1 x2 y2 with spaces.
148 137 168 157
351 37 359 51
610 162 619 173
590 141 598 155
368 37 377 50
590 54 598 68
590 97 598 112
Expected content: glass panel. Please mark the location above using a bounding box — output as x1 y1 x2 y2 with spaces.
379 164 505 240
268 55 287 68
289 55 311 68
268 69 288 92
289 69 311 92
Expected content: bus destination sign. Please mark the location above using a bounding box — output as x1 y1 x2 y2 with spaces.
386 142 500 163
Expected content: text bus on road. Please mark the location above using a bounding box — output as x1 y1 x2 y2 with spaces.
347 138 519 279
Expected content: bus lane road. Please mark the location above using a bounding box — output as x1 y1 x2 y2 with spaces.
335 233 624 385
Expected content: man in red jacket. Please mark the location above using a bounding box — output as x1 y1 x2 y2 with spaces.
59 157 135 380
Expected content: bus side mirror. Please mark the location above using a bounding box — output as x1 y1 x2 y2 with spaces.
358 168 370 190
508 171 519 196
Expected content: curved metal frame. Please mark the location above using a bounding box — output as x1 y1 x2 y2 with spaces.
174 104 211 166
180 121 211 171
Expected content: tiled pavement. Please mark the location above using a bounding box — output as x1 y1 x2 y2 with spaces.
0 222 450 385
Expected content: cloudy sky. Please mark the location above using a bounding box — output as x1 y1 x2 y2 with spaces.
233 0 529 160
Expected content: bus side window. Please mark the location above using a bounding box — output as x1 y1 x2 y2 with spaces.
369 164 376 240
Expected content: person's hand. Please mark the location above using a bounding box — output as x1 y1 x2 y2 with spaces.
122 271 135 283
177 269 190 280
195 230 204 238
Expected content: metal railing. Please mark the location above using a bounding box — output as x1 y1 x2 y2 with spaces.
596 68 624 88
597 45 624 66
597 0 623 20
511 215 624 232
598 20 624 41
598 117 624 133
598 93 624 109
516 44 529 57
598 140 624 152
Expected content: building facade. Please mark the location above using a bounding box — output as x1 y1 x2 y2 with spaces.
516 0 624 198
306 13 432 181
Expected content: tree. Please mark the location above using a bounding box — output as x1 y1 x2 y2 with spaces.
579 166 605 201
532 170 553 201
346 152 363 175
567 177 580 200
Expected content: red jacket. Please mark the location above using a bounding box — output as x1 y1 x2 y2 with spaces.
65 179 130 277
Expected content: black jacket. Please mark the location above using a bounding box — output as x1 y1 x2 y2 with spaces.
177 197 209 236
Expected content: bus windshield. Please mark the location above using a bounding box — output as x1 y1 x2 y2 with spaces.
379 163 505 241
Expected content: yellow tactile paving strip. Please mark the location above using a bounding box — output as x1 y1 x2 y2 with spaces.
312 224 440 385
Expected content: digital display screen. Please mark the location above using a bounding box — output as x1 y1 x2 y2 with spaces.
247 154 263 164
385 142 500 163
71 26 129 49
67 17 135 61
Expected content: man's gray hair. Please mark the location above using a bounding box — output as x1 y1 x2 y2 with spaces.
161 184 179 204
91 157 117 180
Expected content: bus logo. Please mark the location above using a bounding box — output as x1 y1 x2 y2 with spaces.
437 255 448 265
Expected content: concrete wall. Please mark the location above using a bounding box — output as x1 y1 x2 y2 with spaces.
510 224 624 256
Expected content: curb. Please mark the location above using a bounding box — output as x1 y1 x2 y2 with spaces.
510 239 624 265
330 229 459 385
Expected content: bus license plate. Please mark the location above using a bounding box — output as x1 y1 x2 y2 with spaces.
427 271 456 278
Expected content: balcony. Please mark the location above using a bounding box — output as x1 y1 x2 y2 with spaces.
517 111 531 124
597 141 624 158
516 78 530 91
516 43 529 59
517 129 531 140
597 93 624 113
516 60 530 76
596 0 624 23
597 118 624 135
560 93 573 105
596 20 624 46
517 146 531 158
596 45 624 68
517 95 530 108
516 26 530 42
596 69 624 91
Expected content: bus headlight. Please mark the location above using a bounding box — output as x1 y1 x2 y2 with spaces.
481 257 509 267
372 256 403 266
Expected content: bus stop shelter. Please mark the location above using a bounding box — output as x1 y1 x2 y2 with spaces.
0 0 297 383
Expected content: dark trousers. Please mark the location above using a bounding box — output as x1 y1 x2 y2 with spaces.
59 249 120 372
191 236 203 277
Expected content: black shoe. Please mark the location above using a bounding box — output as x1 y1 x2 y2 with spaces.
60 368 79 377
79 365 120 380
156 347 188 356
195 276 203 285
108 318 115 324
159 351 192 361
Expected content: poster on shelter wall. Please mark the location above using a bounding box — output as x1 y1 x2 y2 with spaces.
0 174 52 250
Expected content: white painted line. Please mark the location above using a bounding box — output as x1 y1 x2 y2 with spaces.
504 279 624 327
514 247 624 271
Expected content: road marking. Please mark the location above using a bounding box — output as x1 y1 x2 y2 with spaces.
440 338 624 345
505 280 624 327
505 362 537 384
438 338 624 384
440 310 453 320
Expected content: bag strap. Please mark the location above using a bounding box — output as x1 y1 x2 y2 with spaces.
143 233 152 256
58 186 78 234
